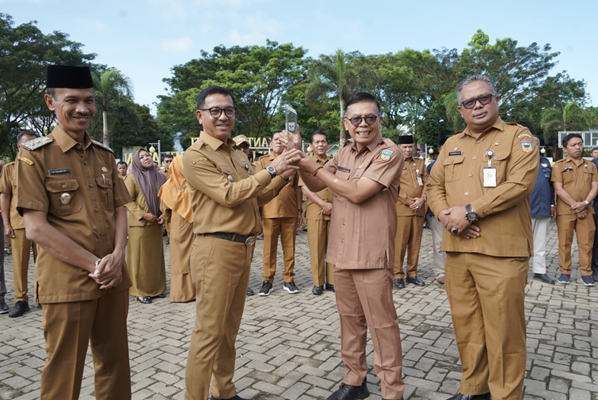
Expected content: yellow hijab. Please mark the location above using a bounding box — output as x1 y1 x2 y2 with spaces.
158 156 193 223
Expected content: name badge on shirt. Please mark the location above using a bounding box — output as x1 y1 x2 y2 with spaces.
483 167 497 187
49 168 70 175
337 166 351 173
448 151 462 156
417 176 423 186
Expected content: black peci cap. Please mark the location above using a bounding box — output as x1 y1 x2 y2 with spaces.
46 65 93 89
397 135 414 145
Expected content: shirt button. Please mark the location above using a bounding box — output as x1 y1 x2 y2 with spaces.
83 161 87 166
469 174 473 178
62 184 67 188
465 192 469 196
340 240 344 243
473 156 477 160
94 208 99 212
476 140 481 144
88 183 94 188
100 232 105 236
342 223 345 226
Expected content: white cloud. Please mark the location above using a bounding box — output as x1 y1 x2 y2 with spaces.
228 29 268 46
159 37 194 52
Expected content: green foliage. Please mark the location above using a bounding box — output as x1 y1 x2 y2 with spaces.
92 68 133 147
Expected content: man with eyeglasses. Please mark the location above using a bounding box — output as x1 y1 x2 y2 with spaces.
427 74 539 400
182 86 301 400
551 133 598 286
161 154 174 178
393 135 428 289
297 92 405 400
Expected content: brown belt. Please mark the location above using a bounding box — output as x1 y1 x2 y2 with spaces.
203 232 256 245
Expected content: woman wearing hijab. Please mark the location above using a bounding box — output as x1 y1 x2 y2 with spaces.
125 148 167 304
158 156 195 303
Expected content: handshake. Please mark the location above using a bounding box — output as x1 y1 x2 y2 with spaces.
267 128 320 179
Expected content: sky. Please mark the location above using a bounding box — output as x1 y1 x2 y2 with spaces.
3 0 597 115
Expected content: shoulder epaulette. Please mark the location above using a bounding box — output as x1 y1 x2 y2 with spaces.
92 140 114 153
506 122 527 129
21 136 53 151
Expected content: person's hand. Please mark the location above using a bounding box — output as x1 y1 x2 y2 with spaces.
571 201 586 213
456 224 481 239
279 125 302 151
297 212 303 227
143 213 158 223
577 209 588 219
321 201 332 215
3 223 15 239
270 149 301 175
89 254 123 289
551 205 557 220
280 169 296 180
440 206 473 234
157 215 165 225
409 197 425 215
297 153 320 174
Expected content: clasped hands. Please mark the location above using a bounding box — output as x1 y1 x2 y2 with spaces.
571 201 588 219
438 205 481 239
89 252 124 289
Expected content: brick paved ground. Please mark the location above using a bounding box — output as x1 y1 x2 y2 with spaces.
0 220 597 399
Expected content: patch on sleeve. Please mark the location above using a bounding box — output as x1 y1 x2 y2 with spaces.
17 156 34 165
520 140 533 153
380 149 393 161
517 132 533 139
22 136 53 150
192 157 207 165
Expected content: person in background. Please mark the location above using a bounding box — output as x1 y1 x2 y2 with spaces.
529 136 556 284
592 154 598 282
158 156 195 302
591 148 598 160
0 130 40 317
117 161 128 180
426 136 448 284
0 160 7 314
124 148 168 303
161 154 174 179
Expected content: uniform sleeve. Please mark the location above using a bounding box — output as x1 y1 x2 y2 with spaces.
422 160 429 197
0 163 12 195
110 156 132 208
591 163 598 182
183 149 276 208
426 146 450 217
324 154 338 175
551 162 563 183
124 175 147 221
15 148 50 214
470 129 539 218
362 146 404 188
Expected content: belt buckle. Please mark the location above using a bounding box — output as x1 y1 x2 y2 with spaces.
245 235 255 245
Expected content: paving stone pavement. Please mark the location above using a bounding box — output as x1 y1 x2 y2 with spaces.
0 220 597 400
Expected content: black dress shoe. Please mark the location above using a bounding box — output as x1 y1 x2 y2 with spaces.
210 395 250 400
247 287 254 296
393 279 405 289
533 273 555 284
406 276 425 286
327 378 369 400
313 286 323 295
325 283 335 292
135 296 152 304
446 392 491 400
9 301 30 318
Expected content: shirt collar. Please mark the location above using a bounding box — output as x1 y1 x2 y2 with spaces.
200 130 236 151
52 125 92 153
564 155 587 165
460 117 504 139
351 135 384 154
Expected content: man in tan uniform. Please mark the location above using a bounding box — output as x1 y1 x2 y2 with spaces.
182 86 301 400
551 133 598 286
298 92 405 400
0 130 39 317
17 65 132 399
427 74 539 400
394 135 427 288
300 130 334 295
256 131 302 295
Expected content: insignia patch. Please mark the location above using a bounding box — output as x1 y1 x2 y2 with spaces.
102 167 108 172
520 140 533 153
380 149 393 161
448 151 463 156
49 168 70 175
518 133 533 139
22 136 53 150
192 157 207 165
92 140 114 153
60 193 72 205
494 142 500 146
17 156 34 165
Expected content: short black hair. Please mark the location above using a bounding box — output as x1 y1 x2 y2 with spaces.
17 130 39 143
591 148 598 153
271 130 283 142
562 133 582 148
163 154 174 161
344 92 381 115
196 86 236 110
438 136 448 147
117 161 128 167
46 88 56 99
310 130 328 143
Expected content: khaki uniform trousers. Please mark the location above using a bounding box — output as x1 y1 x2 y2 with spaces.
335 267 404 400
307 218 334 287
556 213 595 276
11 228 37 302
445 252 528 400
185 235 255 400
40 290 131 400
428 215 446 278
393 215 424 279
262 217 297 283
530 217 550 274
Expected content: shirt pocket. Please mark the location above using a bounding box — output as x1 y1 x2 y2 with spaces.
562 170 575 185
219 164 235 182
96 177 114 210
45 178 82 216
491 151 510 185
583 169 593 186
442 155 465 182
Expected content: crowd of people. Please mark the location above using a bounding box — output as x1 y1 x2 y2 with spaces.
0 65 596 400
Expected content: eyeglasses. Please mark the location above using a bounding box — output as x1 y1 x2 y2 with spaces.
198 106 236 118
345 114 379 127
460 94 497 109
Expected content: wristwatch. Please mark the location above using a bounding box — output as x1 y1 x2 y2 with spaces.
266 165 277 178
584 200 590 208
465 204 478 222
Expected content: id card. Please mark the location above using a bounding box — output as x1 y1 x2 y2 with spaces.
417 176 423 186
483 167 497 187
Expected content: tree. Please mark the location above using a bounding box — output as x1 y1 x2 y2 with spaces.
306 50 375 144
0 13 95 158
540 102 589 145
93 68 133 148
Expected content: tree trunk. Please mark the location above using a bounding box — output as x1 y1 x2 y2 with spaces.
339 97 345 146
102 110 109 148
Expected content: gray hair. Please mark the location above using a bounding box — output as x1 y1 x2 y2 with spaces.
17 130 39 144
456 74 496 104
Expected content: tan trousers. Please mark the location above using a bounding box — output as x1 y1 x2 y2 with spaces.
40 290 131 400
307 218 334 286
185 235 255 400
556 213 595 276
445 252 527 400
262 217 297 283
394 215 424 279
335 267 404 400
11 228 37 302
428 215 446 278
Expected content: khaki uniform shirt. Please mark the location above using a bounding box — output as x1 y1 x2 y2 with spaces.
124 174 162 227
427 118 539 258
324 137 404 269
255 154 300 219
182 131 289 236
0 162 24 229
16 126 132 303
396 157 428 217
551 156 598 215
299 156 333 221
